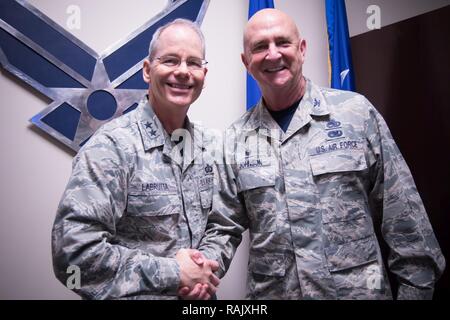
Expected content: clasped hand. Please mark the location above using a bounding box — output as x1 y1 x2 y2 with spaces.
175 249 220 300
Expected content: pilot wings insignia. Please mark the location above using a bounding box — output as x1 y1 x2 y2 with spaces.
0 0 210 151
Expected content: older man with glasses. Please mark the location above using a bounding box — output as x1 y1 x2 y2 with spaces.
52 19 220 300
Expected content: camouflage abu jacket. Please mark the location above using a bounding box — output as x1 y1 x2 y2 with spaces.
199 78 445 300
52 98 216 299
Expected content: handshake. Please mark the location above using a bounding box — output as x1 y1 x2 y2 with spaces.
175 249 220 300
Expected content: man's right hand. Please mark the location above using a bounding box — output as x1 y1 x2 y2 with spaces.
175 249 220 300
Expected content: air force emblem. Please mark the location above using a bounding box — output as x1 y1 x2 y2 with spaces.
0 0 210 151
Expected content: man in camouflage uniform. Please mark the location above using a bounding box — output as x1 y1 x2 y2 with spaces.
52 19 219 299
196 9 445 299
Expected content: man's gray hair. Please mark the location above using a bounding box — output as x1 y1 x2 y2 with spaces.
148 18 206 60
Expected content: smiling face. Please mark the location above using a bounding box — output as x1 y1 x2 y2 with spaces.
242 9 306 97
143 24 207 112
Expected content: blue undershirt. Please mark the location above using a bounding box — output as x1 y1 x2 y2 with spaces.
268 99 302 132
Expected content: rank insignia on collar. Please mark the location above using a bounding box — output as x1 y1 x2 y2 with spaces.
149 129 158 137
313 98 321 107
144 121 158 138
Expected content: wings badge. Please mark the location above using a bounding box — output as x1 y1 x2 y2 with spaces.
0 0 210 151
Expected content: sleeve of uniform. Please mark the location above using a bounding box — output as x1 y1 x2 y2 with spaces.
198 132 249 278
363 97 446 300
51 132 180 299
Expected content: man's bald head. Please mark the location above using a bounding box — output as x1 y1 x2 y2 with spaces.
240 8 307 110
243 8 300 52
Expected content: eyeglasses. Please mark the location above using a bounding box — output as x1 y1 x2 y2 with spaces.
154 55 208 71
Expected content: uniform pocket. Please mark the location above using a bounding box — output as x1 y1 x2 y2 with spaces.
325 236 378 273
248 251 286 299
310 148 370 224
236 158 276 192
309 148 367 176
121 193 181 242
324 215 373 244
127 193 181 216
237 160 277 232
325 236 387 299
249 251 285 277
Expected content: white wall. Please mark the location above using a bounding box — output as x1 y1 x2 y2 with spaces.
0 0 447 300
346 0 450 37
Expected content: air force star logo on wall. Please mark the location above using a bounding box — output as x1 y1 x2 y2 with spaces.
0 0 209 151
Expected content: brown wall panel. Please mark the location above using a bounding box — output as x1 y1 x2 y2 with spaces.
351 5 450 299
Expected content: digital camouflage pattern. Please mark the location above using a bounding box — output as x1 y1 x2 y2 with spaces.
199 78 445 300
52 98 216 299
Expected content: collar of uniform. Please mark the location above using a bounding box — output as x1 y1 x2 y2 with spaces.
283 78 330 140
239 78 330 141
306 78 330 117
158 116 207 171
240 100 283 141
136 98 166 151
182 120 208 171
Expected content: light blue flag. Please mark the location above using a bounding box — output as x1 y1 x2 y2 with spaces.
325 0 355 91
246 0 274 110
